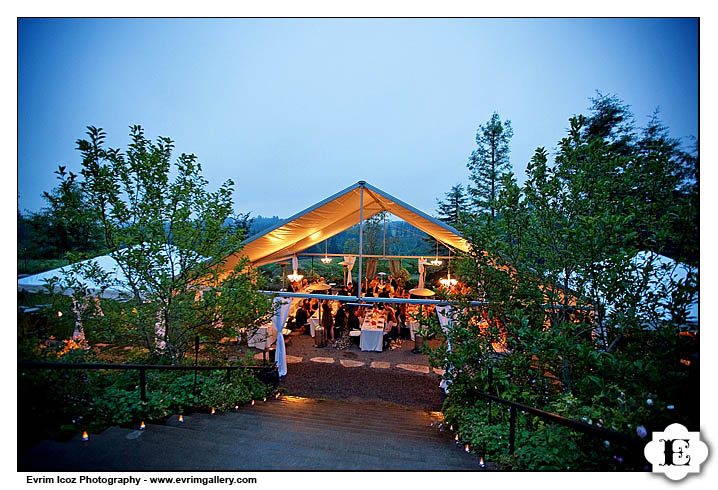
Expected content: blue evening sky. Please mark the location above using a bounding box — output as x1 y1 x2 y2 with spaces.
18 18 698 219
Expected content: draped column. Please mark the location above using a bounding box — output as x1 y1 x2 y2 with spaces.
272 297 292 376
436 305 453 393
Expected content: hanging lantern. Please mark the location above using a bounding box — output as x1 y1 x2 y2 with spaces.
439 247 458 287
287 270 304 282
320 240 333 264
430 240 443 266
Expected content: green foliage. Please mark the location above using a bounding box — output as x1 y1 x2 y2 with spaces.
467 112 514 220
436 183 468 227
19 365 274 444
424 95 698 470
39 125 274 362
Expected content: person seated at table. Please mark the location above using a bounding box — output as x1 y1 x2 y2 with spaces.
363 283 375 298
378 284 391 298
334 303 347 333
347 307 362 330
294 302 309 332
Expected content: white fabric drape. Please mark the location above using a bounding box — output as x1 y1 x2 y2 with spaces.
418 258 429 289
344 256 356 286
71 297 88 342
436 305 453 393
154 305 167 352
291 255 299 276
272 297 292 376
388 259 402 278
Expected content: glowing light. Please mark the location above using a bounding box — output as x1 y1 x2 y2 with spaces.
288 271 304 282
178 415 184 423
450 425 454 431
455 434 459 442
263 397 267 402
211 407 216 415
234 405 239 410
57 311 63 317
251 400 255 406
140 421 145 430
465 444 470 453
479 456 485 468
275 392 281 399
321 240 333 263
82 431 89 441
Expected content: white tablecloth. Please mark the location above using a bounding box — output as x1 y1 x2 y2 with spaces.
360 313 385 352
248 323 276 350
407 321 424 341
309 317 320 337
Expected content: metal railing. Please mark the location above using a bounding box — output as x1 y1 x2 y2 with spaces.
472 367 645 460
18 360 279 401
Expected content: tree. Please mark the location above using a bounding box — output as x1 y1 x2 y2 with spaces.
424 103 698 470
18 166 104 262
436 183 468 227
467 112 514 220
56 125 274 361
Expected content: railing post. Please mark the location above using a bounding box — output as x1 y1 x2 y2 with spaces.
487 366 493 424
193 335 200 400
509 406 516 454
139 367 147 402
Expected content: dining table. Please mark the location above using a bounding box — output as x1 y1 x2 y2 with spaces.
247 323 277 350
360 309 386 352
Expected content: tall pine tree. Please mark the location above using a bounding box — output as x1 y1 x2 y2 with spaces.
467 112 514 220
436 183 468 227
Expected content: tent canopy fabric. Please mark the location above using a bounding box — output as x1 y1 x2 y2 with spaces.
223 181 469 269
18 254 133 299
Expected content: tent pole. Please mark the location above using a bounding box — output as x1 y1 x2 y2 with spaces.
358 182 365 302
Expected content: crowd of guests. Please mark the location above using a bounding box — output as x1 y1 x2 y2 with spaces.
289 274 419 347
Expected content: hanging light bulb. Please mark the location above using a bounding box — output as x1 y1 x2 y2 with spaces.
430 240 443 266
320 239 333 264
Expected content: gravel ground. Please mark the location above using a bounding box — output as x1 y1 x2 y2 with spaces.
284 329 442 366
281 331 446 411
280 361 446 411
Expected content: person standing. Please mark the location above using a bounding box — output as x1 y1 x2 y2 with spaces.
322 299 335 342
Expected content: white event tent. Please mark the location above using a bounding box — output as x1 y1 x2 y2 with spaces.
221 180 469 271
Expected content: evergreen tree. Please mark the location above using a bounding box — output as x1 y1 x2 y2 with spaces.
435 183 468 227
467 112 514 220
